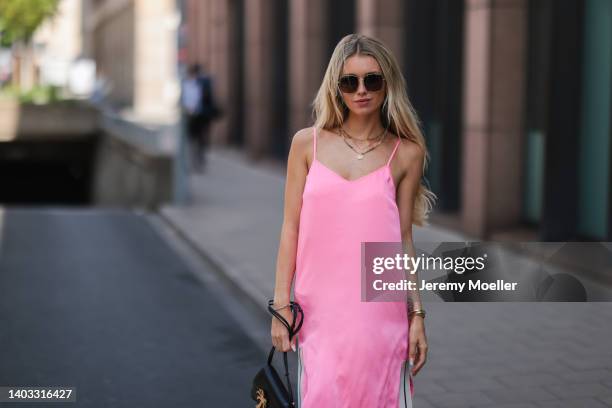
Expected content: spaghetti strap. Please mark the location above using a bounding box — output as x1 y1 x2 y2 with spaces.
313 127 317 160
386 134 402 166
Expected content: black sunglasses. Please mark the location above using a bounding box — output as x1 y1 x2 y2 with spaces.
338 73 385 93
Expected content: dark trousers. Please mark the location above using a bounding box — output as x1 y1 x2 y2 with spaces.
185 113 211 171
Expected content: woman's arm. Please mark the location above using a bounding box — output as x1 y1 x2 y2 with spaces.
271 127 311 352
396 140 425 310
395 139 428 375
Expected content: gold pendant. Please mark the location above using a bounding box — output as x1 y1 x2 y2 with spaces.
357 154 364 160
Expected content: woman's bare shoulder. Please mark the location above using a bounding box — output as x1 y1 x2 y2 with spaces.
290 126 316 157
292 126 315 144
397 136 424 158
395 136 425 177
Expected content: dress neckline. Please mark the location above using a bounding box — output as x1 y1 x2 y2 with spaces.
307 159 398 192
311 126 401 189
313 158 390 184
307 126 401 189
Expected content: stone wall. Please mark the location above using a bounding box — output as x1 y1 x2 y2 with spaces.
0 100 175 209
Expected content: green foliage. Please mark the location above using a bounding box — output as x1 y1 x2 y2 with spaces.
0 83 65 104
0 0 60 47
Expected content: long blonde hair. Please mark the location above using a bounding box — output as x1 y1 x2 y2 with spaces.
312 33 437 226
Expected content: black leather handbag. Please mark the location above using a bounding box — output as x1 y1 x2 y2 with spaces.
251 299 304 408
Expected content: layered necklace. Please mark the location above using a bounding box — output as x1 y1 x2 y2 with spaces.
340 125 388 160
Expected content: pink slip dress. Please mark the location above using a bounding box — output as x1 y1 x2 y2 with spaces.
294 126 414 407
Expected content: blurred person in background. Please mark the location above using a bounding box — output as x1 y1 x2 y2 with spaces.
90 67 112 108
180 63 216 172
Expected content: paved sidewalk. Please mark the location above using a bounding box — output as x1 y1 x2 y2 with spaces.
160 146 612 407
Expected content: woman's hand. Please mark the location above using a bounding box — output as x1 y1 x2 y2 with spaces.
408 316 428 376
270 306 296 352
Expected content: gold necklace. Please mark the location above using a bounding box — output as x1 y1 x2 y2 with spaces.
341 125 386 141
341 127 388 160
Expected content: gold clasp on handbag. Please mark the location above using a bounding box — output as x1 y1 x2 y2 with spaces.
255 388 267 408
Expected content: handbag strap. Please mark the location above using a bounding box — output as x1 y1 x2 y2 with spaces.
266 299 304 404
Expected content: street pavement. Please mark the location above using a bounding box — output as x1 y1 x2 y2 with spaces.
0 207 264 407
160 145 612 407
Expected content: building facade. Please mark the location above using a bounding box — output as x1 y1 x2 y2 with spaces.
84 0 180 122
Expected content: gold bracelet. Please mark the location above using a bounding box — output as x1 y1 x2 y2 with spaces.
408 309 426 319
273 303 290 311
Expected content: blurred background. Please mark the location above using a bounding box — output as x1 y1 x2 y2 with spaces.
0 0 609 241
1 0 612 407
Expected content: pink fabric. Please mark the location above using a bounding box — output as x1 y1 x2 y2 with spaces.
294 126 413 407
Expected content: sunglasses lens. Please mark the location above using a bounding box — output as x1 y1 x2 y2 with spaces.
364 74 384 91
339 76 358 93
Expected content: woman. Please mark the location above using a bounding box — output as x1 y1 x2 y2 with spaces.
271 33 436 407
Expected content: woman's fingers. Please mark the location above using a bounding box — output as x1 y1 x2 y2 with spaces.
271 326 291 351
408 338 417 369
272 333 286 350
412 338 428 375
270 310 297 352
